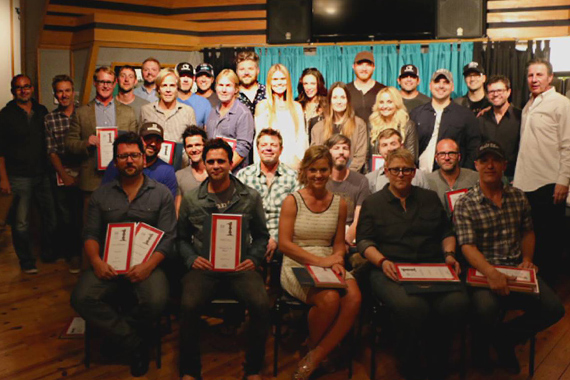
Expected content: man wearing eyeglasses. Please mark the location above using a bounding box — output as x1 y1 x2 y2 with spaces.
71 132 176 378
478 75 521 179
357 148 468 380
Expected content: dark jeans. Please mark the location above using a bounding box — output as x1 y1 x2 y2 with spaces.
370 269 469 369
51 181 83 261
70 268 168 351
179 270 270 378
525 184 565 282
470 276 564 349
8 175 56 269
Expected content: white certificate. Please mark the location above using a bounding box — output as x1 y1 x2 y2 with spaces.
475 267 532 283
158 140 176 165
103 222 135 273
395 263 459 282
210 214 242 271
371 154 384 172
96 127 118 170
130 223 164 267
445 188 469 213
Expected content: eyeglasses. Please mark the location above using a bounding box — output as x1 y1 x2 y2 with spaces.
96 80 115 86
14 85 32 91
436 151 459 158
387 167 415 176
488 89 507 96
116 152 143 160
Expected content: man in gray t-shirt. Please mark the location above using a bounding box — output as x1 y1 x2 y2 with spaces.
175 126 208 213
398 64 430 112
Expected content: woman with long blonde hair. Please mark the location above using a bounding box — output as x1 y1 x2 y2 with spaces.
255 63 307 170
369 86 418 160
310 82 368 172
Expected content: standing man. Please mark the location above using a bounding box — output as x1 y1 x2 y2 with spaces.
176 62 212 127
454 62 491 115
116 65 149 123
0 74 56 273
195 63 220 109
237 129 300 262
513 58 570 282
346 50 385 123
176 126 209 205
45 74 82 273
426 139 479 216
479 75 521 179
71 132 176 378
397 64 430 112
178 138 270 380
235 50 266 116
65 66 137 209
411 68 481 172
134 57 161 102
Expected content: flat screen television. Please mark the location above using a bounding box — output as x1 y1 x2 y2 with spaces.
312 0 437 42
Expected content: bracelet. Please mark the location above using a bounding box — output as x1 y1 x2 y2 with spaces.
378 257 387 269
444 251 456 259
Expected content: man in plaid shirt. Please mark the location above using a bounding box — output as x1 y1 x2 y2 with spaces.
237 128 300 262
454 141 564 375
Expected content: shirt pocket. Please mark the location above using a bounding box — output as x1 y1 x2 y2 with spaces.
129 204 160 225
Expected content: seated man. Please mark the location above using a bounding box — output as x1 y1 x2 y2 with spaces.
357 148 468 380
365 128 430 193
237 128 300 263
178 139 270 380
454 141 564 374
71 132 176 377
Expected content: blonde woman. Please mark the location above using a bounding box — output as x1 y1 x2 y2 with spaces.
254 64 307 170
369 86 418 160
311 82 368 172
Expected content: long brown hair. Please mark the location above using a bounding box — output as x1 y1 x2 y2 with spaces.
322 82 356 141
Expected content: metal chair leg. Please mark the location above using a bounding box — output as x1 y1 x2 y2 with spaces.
370 304 378 380
84 322 91 368
529 334 536 377
273 299 281 377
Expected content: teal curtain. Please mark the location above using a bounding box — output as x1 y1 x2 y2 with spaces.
372 45 398 88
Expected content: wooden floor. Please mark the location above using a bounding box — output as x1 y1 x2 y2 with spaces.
2 227 570 380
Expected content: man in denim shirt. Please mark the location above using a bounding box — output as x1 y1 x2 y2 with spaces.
178 138 270 380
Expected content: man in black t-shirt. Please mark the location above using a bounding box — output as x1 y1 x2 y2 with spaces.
453 61 491 115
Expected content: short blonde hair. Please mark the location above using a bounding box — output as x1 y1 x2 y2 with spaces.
216 69 239 88
298 145 333 186
155 68 180 100
385 148 415 168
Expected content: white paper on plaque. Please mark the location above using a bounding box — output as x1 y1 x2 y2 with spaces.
476 268 532 282
131 225 162 267
398 265 454 280
97 127 117 169
105 225 132 271
212 218 240 270
309 266 342 284
66 317 86 335
448 192 467 210
158 140 176 164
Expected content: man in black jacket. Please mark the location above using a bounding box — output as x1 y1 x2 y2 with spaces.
0 74 56 273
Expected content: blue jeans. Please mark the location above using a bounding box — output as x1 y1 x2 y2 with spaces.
8 175 56 268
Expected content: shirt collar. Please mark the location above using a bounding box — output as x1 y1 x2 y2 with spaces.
95 98 114 107
254 161 285 178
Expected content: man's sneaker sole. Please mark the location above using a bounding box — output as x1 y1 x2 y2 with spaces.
23 268 38 274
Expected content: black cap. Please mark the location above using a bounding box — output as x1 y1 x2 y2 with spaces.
477 141 505 160
400 64 419 78
463 61 485 76
195 63 214 77
139 122 164 139
176 62 194 76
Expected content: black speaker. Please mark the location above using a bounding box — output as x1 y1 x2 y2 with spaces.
437 0 485 38
267 0 311 44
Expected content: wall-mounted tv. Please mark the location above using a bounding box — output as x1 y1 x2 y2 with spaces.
312 0 437 42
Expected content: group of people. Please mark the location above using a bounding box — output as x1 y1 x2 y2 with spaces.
0 49 568 380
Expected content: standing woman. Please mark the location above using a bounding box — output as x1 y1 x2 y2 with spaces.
369 86 418 160
296 68 328 136
255 64 307 170
311 82 368 172
279 146 361 379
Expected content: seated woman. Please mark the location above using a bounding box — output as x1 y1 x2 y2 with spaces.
369 86 418 160
296 68 328 140
311 82 368 172
279 145 361 379
357 148 469 380
255 63 307 170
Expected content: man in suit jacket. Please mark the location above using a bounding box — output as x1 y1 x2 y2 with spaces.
65 66 137 194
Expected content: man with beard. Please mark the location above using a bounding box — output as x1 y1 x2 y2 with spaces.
195 63 220 109
102 122 177 198
454 62 491 115
235 50 266 116
426 138 478 217
397 64 430 112
176 62 211 127
134 57 160 102
71 132 176 378
346 51 385 123
175 126 208 212
478 75 521 179
116 65 149 123
237 128 300 262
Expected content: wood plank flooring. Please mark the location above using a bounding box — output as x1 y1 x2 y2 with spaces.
1 227 570 380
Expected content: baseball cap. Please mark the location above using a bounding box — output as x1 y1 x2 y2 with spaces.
463 61 485 76
176 62 194 76
354 51 374 64
431 69 453 83
195 63 214 77
476 141 505 160
400 64 419 78
139 122 164 139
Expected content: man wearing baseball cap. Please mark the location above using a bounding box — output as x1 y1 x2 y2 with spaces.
397 64 430 112
347 50 385 123
454 141 564 374
101 124 177 198
454 61 491 115
176 62 212 127
411 68 481 172
194 63 220 109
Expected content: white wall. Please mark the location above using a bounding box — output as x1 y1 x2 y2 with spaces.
0 0 21 106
